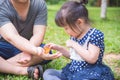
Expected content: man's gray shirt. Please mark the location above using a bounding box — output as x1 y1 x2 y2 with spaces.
0 0 47 41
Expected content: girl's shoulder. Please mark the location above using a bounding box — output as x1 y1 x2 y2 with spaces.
94 28 104 35
89 28 104 47
90 28 104 39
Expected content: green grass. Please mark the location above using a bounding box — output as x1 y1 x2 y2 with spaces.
88 7 120 53
0 5 120 80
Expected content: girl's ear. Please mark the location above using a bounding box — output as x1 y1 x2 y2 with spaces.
76 18 84 25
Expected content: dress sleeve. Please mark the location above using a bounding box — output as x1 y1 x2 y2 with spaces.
89 30 104 48
34 0 47 26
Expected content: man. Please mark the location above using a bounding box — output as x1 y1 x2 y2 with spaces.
0 0 61 79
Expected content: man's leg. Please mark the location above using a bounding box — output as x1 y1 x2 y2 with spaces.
0 42 52 79
7 53 43 67
0 41 46 66
0 56 27 75
0 41 27 74
0 56 40 79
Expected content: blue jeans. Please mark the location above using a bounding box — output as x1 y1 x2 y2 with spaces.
43 69 62 80
0 41 52 64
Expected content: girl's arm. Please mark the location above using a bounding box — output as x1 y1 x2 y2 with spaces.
66 40 100 64
46 43 70 58
57 45 70 58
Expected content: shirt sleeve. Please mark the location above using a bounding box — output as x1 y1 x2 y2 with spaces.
34 0 47 26
0 10 11 28
89 30 104 48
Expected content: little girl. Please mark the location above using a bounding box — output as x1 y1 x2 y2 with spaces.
43 0 114 80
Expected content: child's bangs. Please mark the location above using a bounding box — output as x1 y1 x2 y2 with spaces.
55 10 67 27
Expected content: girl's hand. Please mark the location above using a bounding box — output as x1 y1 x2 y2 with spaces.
44 43 60 50
40 51 62 60
66 40 76 48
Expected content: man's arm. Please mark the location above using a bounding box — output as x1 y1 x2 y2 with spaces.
29 0 47 46
29 25 46 46
0 23 38 55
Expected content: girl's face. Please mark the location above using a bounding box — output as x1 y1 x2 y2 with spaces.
64 25 82 38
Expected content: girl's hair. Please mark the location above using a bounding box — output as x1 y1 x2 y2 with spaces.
55 0 89 33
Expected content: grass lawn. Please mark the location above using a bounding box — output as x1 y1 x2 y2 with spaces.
0 4 120 80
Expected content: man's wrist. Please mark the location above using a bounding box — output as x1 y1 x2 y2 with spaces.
32 47 38 55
